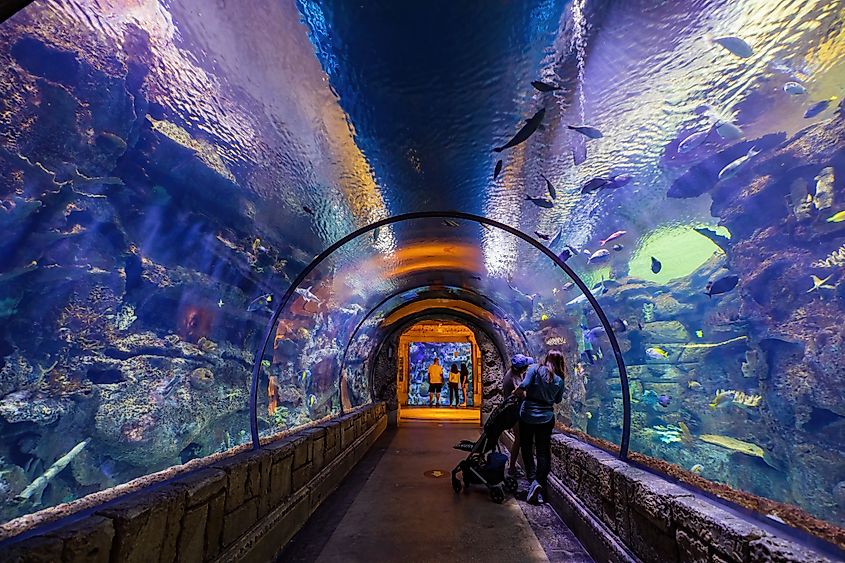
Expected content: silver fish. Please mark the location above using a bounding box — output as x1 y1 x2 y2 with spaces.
718 146 760 180
678 127 712 153
711 35 753 58
568 125 603 139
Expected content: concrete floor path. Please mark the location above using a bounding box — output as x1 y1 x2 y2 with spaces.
280 421 592 563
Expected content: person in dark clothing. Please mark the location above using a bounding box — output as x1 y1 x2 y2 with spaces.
515 350 565 504
447 363 461 407
502 354 533 476
459 363 469 406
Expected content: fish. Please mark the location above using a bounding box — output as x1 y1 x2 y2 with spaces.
558 248 574 262
568 125 603 139
443 219 460 228
708 389 735 410
309 394 316 407
695 330 704 338
531 80 561 92
581 177 612 193
804 98 836 118
549 228 563 249
561 282 575 291
693 227 731 252
690 464 704 475
159 375 182 399
542 174 557 199
783 81 806 95
247 293 273 312
372 226 380 242
339 304 365 315
581 174 632 194
657 395 671 407
705 274 739 297
807 274 835 293
494 107 545 152
678 128 712 153
566 294 587 306
534 231 551 241
651 256 662 274
493 159 503 180
588 249 610 263
714 121 743 140
303 206 315 216
217 299 224 308
688 381 702 389
294 285 322 304
586 411 592 419
540 313 549 321
646 347 669 359
710 35 753 58
612 244 623 252
600 230 626 246
300 370 311 384
826 210 845 223
718 146 760 180
525 195 554 208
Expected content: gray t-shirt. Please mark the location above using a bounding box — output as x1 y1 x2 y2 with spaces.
518 365 565 424
502 368 525 398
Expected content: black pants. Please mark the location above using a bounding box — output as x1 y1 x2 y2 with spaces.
448 382 459 405
519 419 554 488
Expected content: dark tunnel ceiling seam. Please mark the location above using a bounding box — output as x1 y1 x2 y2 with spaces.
337 285 530 408
248 211 632 459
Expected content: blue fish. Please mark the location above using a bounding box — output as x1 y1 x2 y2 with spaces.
804 99 834 118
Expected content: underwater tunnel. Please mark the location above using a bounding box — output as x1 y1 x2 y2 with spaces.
0 0 844 561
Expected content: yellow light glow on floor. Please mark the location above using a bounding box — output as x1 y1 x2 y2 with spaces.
400 407 481 423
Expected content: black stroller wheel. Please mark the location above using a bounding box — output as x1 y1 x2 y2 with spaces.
503 477 518 493
490 486 505 504
452 478 462 493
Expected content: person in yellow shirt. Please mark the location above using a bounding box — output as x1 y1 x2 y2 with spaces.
428 357 444 407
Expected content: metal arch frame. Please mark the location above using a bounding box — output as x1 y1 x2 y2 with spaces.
249 211 632 459
336 284 531 405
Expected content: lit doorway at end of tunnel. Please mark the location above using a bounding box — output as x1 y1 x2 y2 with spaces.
399 321 480 424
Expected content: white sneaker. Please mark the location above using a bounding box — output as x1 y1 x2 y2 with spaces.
527 480 541 504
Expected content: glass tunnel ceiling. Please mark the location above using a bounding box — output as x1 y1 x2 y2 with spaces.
0 0 844 545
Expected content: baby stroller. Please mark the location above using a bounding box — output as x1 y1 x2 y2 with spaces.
451 394 521 503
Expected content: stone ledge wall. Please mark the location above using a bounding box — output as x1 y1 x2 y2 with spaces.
547 433 841 563
0 402 386 563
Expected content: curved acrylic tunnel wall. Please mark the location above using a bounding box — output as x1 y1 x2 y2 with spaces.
0 0 844 550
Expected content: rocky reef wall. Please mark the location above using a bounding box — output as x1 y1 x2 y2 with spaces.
567 110 845 527
0 11 318 523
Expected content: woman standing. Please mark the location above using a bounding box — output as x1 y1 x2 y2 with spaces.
459 363 470 406
515 350 565 503
448 363 461 407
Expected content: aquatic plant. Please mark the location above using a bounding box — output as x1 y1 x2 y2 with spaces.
641 302 655 322
112 304 137 331
812 244 845 268
643 425 684 444
733 391 762 408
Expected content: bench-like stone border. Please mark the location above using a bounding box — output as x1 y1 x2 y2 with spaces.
0 403 386 563
541 432 842 563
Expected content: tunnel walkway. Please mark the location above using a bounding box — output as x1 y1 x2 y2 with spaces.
280 421 592 563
